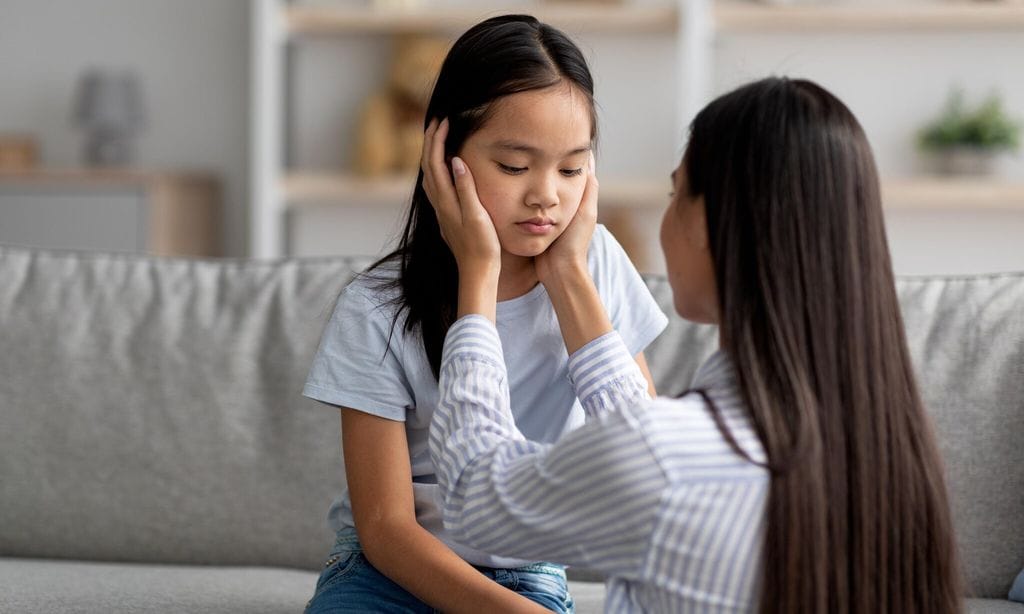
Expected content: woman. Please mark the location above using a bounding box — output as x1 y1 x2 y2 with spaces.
425 77 963 613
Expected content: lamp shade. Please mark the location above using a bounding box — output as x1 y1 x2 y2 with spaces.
73 69 145 133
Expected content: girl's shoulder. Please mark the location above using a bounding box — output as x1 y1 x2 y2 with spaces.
587 223 630 269
336 261 403 318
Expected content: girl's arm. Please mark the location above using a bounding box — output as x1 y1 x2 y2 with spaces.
341 408 550 614
428 317 664 573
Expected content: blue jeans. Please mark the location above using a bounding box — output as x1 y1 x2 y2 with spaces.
305 531 574 613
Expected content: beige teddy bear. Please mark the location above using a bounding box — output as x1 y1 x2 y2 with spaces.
353 36 449 177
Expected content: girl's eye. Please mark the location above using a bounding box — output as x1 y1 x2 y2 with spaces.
498 163 527 175
561 168 584 177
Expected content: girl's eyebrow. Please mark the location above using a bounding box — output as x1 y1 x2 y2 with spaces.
490 139 592 157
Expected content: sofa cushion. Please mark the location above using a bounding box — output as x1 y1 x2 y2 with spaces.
0 246 368 570
897 274 1024 599
0 557 316 613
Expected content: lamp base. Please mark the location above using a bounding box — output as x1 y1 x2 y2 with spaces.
82 133 136 167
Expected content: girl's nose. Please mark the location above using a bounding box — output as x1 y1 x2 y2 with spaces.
525 174 558 209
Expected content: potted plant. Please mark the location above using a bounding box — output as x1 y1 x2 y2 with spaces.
918 89 1021 176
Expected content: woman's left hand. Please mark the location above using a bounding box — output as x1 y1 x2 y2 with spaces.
421 118 501 280
536 152 598 284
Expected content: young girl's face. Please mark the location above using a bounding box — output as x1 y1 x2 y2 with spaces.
458 84 592 263
661 161 719 324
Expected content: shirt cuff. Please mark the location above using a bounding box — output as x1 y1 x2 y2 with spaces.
442 314 505 368
568 331 646 405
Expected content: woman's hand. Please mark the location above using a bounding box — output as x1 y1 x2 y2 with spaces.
536 152 598 286
421 117 501 321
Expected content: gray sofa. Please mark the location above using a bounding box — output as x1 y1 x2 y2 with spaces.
1 244 1021 613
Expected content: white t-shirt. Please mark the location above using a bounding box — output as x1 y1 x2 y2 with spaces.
303 225 669 568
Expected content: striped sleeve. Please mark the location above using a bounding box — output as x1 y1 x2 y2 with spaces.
567 331 651 419
429 316 668 575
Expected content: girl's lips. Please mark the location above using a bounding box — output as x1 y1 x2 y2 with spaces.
516 221 555 235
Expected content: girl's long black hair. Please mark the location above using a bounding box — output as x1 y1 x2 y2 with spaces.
363 15 596 380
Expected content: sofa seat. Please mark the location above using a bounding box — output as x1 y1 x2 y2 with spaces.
966 599 1024 614
0 557 317 613
0 556 610 613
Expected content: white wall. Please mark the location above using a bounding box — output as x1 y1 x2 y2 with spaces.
0 0 251 256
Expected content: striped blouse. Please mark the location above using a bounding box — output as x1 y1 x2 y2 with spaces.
429 315 770 613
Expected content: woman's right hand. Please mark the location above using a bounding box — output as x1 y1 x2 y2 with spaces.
421 118 501 280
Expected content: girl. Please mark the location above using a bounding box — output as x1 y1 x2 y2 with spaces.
426 77 964 613
302 15 668 613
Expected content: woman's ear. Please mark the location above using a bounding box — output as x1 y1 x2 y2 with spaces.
687 196 710 251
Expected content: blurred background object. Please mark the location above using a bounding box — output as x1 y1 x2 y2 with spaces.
918 88 1021 176
72 69 146 167
353 35 448 177
0 135 38 171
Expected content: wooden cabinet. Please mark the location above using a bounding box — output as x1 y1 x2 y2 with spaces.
0 170 221 257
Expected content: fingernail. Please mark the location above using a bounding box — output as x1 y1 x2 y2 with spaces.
452 157 466 176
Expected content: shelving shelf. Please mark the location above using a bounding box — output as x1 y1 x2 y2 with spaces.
881 178 1024 211
286 4 681 35
283 172 1024 212
252 0 1024 259
284 172 675 210
283 2 1024 38
715 1 1024 32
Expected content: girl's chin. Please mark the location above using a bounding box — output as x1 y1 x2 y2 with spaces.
500 237 557 260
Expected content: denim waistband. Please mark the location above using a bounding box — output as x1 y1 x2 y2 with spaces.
330 528 565 577
331 527 361 553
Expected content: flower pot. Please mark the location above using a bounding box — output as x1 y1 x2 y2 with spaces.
934 147 999 176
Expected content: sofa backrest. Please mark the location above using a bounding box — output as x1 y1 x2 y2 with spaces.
0 246 365 570
1 245 1021 596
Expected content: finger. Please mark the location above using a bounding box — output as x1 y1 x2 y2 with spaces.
451 156 486 222
420 117 438 177
421 118 440 204
429 119 459 216
580 155 600 217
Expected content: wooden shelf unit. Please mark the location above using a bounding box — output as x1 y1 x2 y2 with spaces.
715 1 1024 32
881 178 1024 211
282 172 672 210
286 4 680 36
283 172 1024 212
251 0 1024 259
0 168 222 257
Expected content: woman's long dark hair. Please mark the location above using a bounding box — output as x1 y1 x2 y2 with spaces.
364 15 596 379
683 78 962 613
